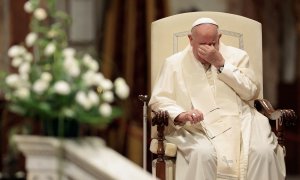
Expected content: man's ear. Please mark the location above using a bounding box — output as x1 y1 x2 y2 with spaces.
218 33 222 40
188 34 192 43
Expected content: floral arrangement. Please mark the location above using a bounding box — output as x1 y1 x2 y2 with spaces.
1 0 129 128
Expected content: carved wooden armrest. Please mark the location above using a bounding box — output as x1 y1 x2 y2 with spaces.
151 110 169 180
152 110 169 158
254 99 297 147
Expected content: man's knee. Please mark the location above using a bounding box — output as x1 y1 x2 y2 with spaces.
190 145 216 163
250 143 275 161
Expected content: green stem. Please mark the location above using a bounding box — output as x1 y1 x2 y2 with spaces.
58 115 64 138
58 115 64 180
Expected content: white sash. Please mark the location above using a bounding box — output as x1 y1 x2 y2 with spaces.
181 46 241 178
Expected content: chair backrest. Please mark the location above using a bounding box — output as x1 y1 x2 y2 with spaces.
151 11 263 98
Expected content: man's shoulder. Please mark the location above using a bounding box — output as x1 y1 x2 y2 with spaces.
166 46 190 65
166 52 182 62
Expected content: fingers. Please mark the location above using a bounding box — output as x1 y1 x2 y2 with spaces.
198 45 208 55
176 110 204 126
199 44 213 53
197 45 214 62
198 45 224 67
188 109 204 124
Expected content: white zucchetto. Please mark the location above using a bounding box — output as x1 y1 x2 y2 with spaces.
191 17 218 29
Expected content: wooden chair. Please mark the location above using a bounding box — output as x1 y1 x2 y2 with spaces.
145 11 297 180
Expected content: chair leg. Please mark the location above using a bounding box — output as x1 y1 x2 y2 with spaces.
156 160 166 180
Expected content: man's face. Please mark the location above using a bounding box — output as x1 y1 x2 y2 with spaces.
188 24 220 63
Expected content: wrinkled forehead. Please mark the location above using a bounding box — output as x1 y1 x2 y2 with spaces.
191 24 219 39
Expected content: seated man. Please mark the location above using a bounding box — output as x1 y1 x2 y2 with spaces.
149 17 285 180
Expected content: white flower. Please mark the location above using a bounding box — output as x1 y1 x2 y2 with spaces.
34 8 47 20
19 63 31 75
33 79 49 94
11 57 23 67
83 54 99 72
19 46 27 55
93 73 104 85
99 103 112 117
75 91 92 110
47 30 58 38
44 42 56 56
6 73 30 89
64 56 76 63
82 71 104 87
19 73 29 81
75 91 99 110
8 45 20 58
14 87 30 99
100 79 113 91
88 90 99 105
23 52 33 62
68 63 81 77
114 77 130 99
25 32 38 47
24 1 34 13
53 81 71 95
63 48 76 58
89 60 99 72
64 57 80 77
41 72 52 82
102 91 114 103
8 45 26 58
114 77 126 87
5 74 20 88
82 71 95 87
62 108 75 118
83 54 93 61
115 85 130 99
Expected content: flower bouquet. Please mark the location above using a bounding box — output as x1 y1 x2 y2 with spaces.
1 0 129 136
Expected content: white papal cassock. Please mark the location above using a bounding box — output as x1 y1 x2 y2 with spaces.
149 43 285 180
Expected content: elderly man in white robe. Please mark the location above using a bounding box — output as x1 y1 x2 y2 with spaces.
149 17 286 180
